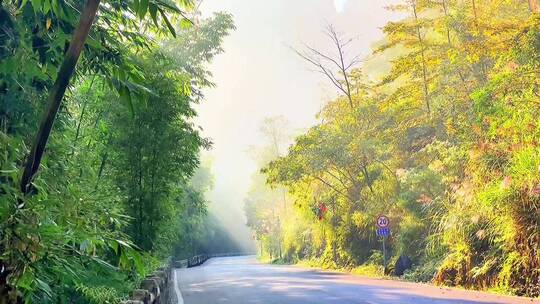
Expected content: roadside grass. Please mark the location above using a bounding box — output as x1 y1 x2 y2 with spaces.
295 258 389 279
258 256 540 300
351 264 385 278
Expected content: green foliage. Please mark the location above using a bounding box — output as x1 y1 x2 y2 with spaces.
0 3 234 302
245 1 540 298
402 258 442 283
351 252 386 278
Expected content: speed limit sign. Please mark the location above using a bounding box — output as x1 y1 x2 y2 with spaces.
376 215 390 228
376 215 391 270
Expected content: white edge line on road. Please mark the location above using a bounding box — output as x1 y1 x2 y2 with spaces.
173 268 184 304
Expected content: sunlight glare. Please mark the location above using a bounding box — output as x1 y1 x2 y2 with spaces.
334 0 348 13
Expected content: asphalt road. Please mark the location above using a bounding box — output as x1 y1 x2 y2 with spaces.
175 256 539 304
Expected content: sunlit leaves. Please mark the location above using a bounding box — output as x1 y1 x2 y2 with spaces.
251 1 539 296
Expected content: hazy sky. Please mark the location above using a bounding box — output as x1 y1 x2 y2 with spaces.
196 0 402 250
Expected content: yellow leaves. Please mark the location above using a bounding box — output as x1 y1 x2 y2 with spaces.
430 159 444 172
444 118 458 136
466 53 481 64
447 48 459 64
351 212 369 229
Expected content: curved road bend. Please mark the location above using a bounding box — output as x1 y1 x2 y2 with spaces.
175 256 539 304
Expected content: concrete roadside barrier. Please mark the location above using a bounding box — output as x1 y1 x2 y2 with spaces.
123 253 249 304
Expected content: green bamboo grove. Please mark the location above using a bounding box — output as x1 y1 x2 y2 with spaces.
0 1 234 302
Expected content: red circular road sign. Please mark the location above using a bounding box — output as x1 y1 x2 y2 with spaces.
376 215 390 228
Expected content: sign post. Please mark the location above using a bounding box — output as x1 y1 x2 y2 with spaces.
382 234 386 270
376 215 390 272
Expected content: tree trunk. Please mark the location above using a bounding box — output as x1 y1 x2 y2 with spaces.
471 0 488 82
20 0 101 194
441 0 452 45
411 1 431 114
73 75 96 145
94 152 108 190
137 125 144 248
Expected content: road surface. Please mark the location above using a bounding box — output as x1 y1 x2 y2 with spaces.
175 256 539 304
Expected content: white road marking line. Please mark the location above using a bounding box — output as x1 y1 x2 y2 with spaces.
173 269 184 304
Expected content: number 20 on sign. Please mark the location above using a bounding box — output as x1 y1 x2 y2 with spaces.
376 215 390 228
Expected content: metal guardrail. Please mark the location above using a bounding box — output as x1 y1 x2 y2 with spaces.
187 254 208 267
174 252 249 269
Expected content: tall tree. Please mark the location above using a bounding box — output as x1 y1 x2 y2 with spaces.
294 25 360 108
